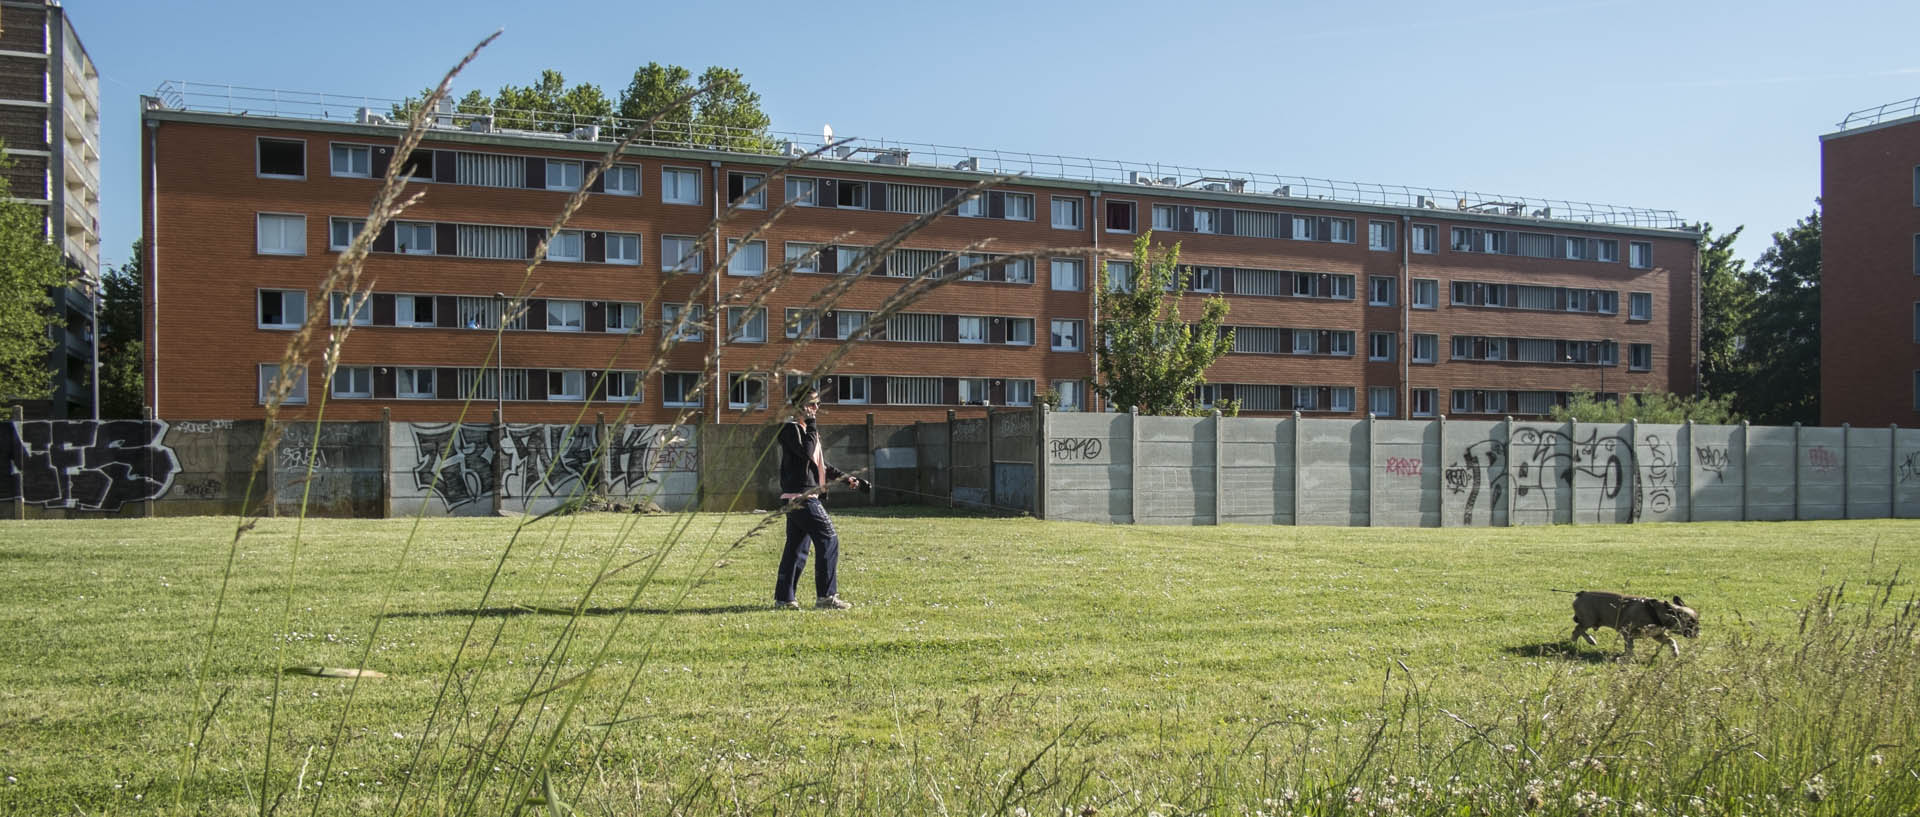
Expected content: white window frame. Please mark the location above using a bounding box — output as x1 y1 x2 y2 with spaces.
1006 379 1035 407
1368 220 1396 252
256 213 306 256
728 373 768 410
332 366 372 399
1593 240 1619 263
663 303 704 342
662 235 701 273
732 172 767 209
329 143 371 178
1327 218 1356 244
1412 334 1437 364
258 363 309 405
956 191 985 218
1369 332 1394 362
606 371 643 403
1411 224 1436 254
396 367 435 400
1050 319 1082 352
1191 266 1219 293
663 372 703 407
547 230 583 262
256 136 306 180
1629 241 1652 269
394 221 434 255
329 217 365 251
546 299 584 332
1104 199 1136 234
550 370 588 401
784 308 817 339
1630 343 1653 372
257 289 305 330
1411 278 1437 309
329 291 372 326
1004 256 1034 284
726 239 767 276
1368 276 1394 307
957 316 987 344
1054 380 1083 411
1330 387 1354 413
1411 388 1436 418
786 242 820 274
661 166 702 205
727 307 767 343
604 164 641 196
607 232 641 266
839 375 870 405
1050 258 1084 291
546 159 584 192
605 302 641 333
1368 387 1395 418
394 294 436 328
787 177 817 206
1003 192 1035 221
1006 318 1034 346
1629 292 1652 321
1106 261 1134 294
1051 196 1083 230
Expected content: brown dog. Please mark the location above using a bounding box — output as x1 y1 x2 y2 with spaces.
1569 591 1699 658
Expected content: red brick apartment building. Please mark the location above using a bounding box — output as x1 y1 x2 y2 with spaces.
140 85 1699 425
1821 95 1920 426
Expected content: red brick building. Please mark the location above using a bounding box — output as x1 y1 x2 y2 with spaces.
141 86 1699 426
1821 96 1920 426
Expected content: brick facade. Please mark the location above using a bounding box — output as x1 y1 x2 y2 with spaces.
142 110 1699 426
1821 114 1920 426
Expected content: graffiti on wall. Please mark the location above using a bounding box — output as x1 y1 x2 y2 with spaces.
0 420 180 511
1443 428 1680 524
406 423 694 509
1695 445 1731 482
1050 437 1104 462
1901 450 1920 484
1806 446 1841 474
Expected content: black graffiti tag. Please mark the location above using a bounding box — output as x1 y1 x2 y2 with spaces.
0 420 179 511
1695 445 1730 482
1049 437 1103 462
1899 450 1920 484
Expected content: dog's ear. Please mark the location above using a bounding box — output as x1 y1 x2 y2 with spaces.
1672 596 1686 608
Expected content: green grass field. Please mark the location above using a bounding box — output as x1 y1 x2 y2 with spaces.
2 512 1916 815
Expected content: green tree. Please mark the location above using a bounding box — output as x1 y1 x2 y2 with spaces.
0 146 68 404
617 62 695 142
1733 208 1821 425
1093 233 1234 416
390 87 492 122
1549 390 1738 424
98 241 144 418
1696 223 1754 400
618 63 773 150
491 70 611 132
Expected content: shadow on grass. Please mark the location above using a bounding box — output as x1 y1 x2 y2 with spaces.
1504 640 1616 664
383 604 771 619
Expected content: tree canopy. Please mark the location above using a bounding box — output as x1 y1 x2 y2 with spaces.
0 145 69 404
1093 233 1235 416
1549 390 1738 424
1695 223 1753 401
1731 208 1820 425
394 63 772 148
99 241 144 418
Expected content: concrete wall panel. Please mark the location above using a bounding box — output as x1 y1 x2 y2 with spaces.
1897 429 1920 517
1688 424 1744 521
1044 413 1131 523
1747 426 1797 521
1371 420 1439 527
1846 427 1894 519
1439 420 1507 527
1798 426 1847 520
1296 418 1365 526
1634 423 1689 523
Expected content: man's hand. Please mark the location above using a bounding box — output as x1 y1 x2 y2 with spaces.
844 475 868 491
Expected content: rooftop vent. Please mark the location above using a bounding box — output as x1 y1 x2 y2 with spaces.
355 107 392 126
1128 171 1155 185
467 115 494 134
571 125 600 141
780 140 806 157
870 149 909 166
954 157 980 171
1273 185 1292 197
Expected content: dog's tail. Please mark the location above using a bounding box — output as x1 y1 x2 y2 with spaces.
1547 588 1584 595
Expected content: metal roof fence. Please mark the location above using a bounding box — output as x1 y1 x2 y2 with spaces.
1836 94 1920 132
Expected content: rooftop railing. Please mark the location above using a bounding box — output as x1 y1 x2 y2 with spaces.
1836 94 1920 131
152 80 1686 230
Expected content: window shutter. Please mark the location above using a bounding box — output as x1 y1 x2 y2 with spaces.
1219 209 1236 235
989 316 1006 344
372 293 395 326
587 166 604 193
1475 337 1487 359
370 146 392 178
433 150 456 183
588 375 605 402
435 369 458 400
1217 384 1236 402
1281 385 1293 407
524 156 546 189
528 370 549 400
989 379 1006 406
373 367 396 399
373 223 396 253
435 296 458 328
1319 386 1331 408
584 230 605 263
869 251 889 276
525 228 543 260
1220 267 1235 293
727 173 745 202
988 261 1006 282
942 187 960 205
1318 331 1331 354
525 299 547 331
819 245 839 275
988 191 1006 219
1178 206 1194 232
820 377 838 404
942 314 960 343
819 311 839 340
584 301 605 333
1317 274 1331 298
942 378 960 406
870 377 888 405
435 223 457 256
867 181 887 211
1317 217 1331 241
819 177 838 205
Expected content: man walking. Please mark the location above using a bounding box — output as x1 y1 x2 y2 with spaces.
774 388 864 610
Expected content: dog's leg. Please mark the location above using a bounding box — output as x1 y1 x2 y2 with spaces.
1621 633 1636 661
1662 634 1680 657
1570 624 1591 647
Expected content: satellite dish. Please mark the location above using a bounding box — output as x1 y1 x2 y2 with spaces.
822 123 834 144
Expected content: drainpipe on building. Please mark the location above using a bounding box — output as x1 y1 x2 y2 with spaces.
1400 214 1411 418
711 160 724 423
147 119 161 418
1087 190 1101 413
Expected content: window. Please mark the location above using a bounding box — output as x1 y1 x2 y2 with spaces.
837 310 870 339
1004 192 1034 221
1054 380 1083 411
547 230 583 262
1292 387 1319 411
1192 208 1216 234
729 172 766 209
1052 196 1083 230
889 377 940 405
1411 224 1436 254
1369 332 1394 361
257 138 305 178
958 378 990 405
1412 334 1437 363
663 372 702 407
546 299 584 332
605 371 643 402
1051 258 1084 291
549 370 587 401
1592 240 1619 263
991 379 1028 407
662 235 700 273
1051 319 1082 351
546 159 583 191
1292 216 1315 240
258 363 308 405
787 177 816 206
1331 275 1354 299
727 307 767 342
258 289 305 329
389 221 432 254
329 217 364 251
1411 278 1437 309
958 316 987 344
1452 390 1475 414
1330 387 1354 412
836 246 870 275
604 164 640 196
395 294 435 327
1368 387 1395 418
1006 318 1034 345
956 191 985 217
329 291 371 326
1630 343 1653 371
1105 200 1136 233
1630 241 1652 269
662 303 704 341
396 151 431 181
1369 276 1394 306
603 232 640 266
605 302 641 333
1106 261 1134 293
331 366 372 399
257 213 305 255
1328 331 1353 356
1191 266 1219 293
1563 237 1588 260
1293 273 1317 297
1369 221 1396 251
1629 292 1652 321
784 308 817 339
1287 329 1312 354
393 367 434 399
1408 388 1435 417
836 375 870 405
727 239 767 276
1914 234 1920 275
1327 218 1355 243
1914 302 1920 342
330 144 370 178
661 167 701 204
1004 257 1034 283
728 373 767 409
784 242 821 274
1152 205 1177 231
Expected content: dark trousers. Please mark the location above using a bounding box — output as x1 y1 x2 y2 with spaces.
775 497 839 602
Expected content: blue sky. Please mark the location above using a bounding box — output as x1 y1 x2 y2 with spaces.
68 0 1920 271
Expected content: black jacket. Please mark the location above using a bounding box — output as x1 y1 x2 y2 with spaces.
778 419 845 494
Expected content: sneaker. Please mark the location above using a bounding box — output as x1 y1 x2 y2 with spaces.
815 595 852 610
773 600 800 610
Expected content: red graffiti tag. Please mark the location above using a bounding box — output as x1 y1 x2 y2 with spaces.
1385 457 1423 477
1807 446 1840 473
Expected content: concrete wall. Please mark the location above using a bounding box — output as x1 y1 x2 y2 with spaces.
1440 420 1507 527
1136 416 1215 525
1297 419 1366 526
1370 420 1439 528
392 421 696 517
1044 412 1132 524
1218 417 1293 525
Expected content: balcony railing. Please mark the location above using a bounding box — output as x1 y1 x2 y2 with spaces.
1837 94 1920 131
